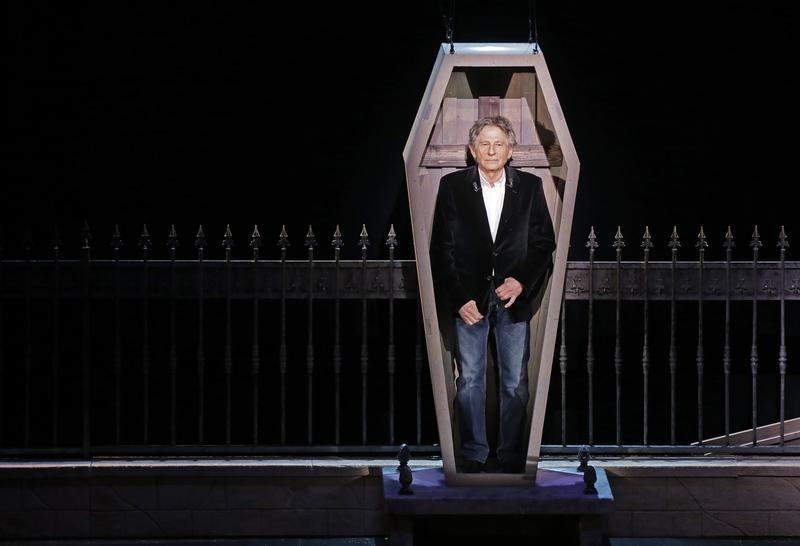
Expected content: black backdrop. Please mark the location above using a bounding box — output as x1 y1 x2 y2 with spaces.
6 1 799 260
4 0 800 449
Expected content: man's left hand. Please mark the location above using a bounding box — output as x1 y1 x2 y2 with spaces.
495 277 523 308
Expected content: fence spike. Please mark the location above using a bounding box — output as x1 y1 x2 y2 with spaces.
612 226 625 250
668 226 680 250
696 226 708 250
109 224 122 254
586 226 598 250
250 225 262 248
331 225 343 250
81 219 92 251
222 224 234 250
166 225 179 251
386 224 398 249
778 225 789 249
641 226 653 250
23 226 33 255
277 225 290 250
50 225 61 254
750 225 762 249
359 224 370 251
139 224 151 251
723 226 735 250
194 225 207 249
305 225 317 248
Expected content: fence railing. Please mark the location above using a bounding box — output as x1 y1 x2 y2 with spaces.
0 223 797 457
554 225 798 455
0 223 432 456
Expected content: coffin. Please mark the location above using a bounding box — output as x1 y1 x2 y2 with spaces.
403 43 580 484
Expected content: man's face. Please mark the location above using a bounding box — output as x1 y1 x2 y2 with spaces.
469 125 513 177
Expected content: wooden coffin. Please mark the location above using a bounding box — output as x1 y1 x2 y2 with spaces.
403 43 580 485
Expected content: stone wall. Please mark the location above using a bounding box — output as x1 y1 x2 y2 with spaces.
600 460 800 538
0 462 387 540
3 458 800 541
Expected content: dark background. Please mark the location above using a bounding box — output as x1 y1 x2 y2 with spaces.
3 1 800 449
6 1 799 260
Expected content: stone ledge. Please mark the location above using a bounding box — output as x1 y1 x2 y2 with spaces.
566 457 800 478
6 455 799 479
0 458 411 478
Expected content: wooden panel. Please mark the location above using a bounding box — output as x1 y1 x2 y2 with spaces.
442 97 459 145
500 98 522 141
478 96 500 118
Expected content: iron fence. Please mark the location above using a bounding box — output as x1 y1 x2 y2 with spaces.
0 222 431 456
553 225 798 455
0 222 797 457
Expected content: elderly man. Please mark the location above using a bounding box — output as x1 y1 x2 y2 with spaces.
430 115 556 473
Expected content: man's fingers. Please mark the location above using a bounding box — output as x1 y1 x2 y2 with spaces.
496 278 522 306
459 300 484 325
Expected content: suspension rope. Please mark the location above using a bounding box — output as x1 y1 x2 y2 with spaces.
439 0 455 54
529 0 539 53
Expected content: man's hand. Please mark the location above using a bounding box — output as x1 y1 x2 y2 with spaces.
496 277 523 308
458 300 484 325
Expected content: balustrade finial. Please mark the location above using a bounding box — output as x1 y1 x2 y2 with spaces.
723 226 735 251
277 225 290 250
641 226 653 250
222 224 234 251
359 224 370 251
613 226 625 250
110 224 122 252
167 224 179 251
305 225 317 249
139 224 152 252
778 225 789 250
249 225 262 249
750 225 762 249
81 218 92 251
696 226 708 250
331 225 343 250
586 226 598 250
667 226 680 251
194 225 207 249
386 224 397 249
52 225 62 255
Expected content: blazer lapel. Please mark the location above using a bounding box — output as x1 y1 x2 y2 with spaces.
496 166 519 241
467 167 493 244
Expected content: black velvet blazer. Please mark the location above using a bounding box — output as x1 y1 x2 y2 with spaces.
430 165 556 322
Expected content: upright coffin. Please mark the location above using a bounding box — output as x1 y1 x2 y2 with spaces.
404 43 579 484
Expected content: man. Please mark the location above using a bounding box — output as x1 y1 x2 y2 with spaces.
430 115 556 473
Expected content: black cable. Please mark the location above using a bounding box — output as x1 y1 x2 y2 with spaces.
529 0 539 54
438 0 455 54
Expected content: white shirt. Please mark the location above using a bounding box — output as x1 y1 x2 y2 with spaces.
479 170 506 242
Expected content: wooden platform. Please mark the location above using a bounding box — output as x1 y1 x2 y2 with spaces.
382 466 614 545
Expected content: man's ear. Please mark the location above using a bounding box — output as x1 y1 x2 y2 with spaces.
468 145 476 159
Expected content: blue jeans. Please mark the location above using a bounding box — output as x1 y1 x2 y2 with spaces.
454 292 530 465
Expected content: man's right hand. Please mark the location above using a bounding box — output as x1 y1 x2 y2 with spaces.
458 300 484 325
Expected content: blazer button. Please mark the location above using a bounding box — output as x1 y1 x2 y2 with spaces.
486 275 492 281
493 251 499 256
